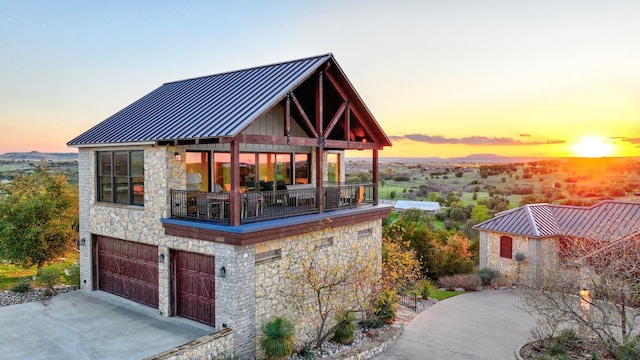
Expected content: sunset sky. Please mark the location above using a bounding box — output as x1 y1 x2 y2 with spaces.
1 1 639 158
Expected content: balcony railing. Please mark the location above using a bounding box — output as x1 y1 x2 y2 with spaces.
170 183 375 225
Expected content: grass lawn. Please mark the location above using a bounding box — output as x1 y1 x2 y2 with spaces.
430 289 464 301
0 251 80 290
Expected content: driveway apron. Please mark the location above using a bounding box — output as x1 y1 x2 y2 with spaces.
375 290 535 360
0 290 212 360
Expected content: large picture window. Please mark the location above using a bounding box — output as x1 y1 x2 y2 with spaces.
97 150 144 205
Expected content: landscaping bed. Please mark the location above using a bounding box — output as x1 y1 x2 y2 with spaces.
519 338 611 359
0 285 77 307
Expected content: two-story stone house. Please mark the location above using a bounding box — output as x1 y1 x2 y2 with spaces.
67 54 392 358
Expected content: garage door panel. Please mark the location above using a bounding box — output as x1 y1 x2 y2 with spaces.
96 236 159 308
174 251 215 326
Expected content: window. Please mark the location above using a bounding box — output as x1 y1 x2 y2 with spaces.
186 151 210 191
294 153 310 184
358 228 373 237
255 249 281 264
326 153 340 184
97 150 144 205
500 236 513 259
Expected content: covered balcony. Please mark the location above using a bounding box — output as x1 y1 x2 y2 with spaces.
170 182 375 225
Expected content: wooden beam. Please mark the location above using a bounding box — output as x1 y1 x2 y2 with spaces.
324 139 378 150
323 101 347 139
324 70 382 145
290 92 318 138
316 71 323 137
230 140 240 226
234 134 318 147
316 147 324 212
345 104 351 143
373 149 379 205
285 93 291 143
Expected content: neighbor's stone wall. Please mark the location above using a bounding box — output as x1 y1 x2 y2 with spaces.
254 219 382 351
484 232 529 285
484 231 560 286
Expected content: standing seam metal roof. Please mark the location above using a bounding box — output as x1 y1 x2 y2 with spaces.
474 200 640 241
67 54 332 146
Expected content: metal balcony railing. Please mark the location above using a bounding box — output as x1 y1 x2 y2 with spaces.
170 183 375 225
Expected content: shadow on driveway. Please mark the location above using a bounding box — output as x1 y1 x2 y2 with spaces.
0 290 213 360
374 290 535 360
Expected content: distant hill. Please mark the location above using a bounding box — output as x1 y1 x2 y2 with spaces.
0 151 77 162
353 154 549 164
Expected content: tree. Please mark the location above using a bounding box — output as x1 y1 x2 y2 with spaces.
0 168 78 268
287 245 379 350
381 235 421 292
426 234 475 279
520 231 640 354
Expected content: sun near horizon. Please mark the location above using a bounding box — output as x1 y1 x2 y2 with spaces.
570 136 614 158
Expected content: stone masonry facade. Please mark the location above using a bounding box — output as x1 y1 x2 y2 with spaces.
480 231 559 287
77 146 383 359
254 219 382 351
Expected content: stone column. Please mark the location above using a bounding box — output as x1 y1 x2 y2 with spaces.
215 243 257 359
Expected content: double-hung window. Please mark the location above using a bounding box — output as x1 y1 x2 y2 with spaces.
97 150 144 206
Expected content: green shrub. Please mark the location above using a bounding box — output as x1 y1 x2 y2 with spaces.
331 311 356 345
261 317 295 360
548 329 577 356
418 278 436 299
374 290 398 324
616 336 640 360
11 278 32 293
66 265 80 287
438 273 481 291
37 267 60 290
476 267 501 286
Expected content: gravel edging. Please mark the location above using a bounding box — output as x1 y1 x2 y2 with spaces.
0 285 78 307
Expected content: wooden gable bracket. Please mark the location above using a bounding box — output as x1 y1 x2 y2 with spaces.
324 70 382 145
290 92 318 139
323 100 348 140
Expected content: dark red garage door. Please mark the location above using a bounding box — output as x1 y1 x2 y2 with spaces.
174 251 215 326
96 236 159 308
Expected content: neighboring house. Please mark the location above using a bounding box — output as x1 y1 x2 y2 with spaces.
67 54 392 359
394 200 441 214
474 200 640 286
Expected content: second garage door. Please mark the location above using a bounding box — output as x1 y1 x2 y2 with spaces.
96 236 159 308
173 251 216 326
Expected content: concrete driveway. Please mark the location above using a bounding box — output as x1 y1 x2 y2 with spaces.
0 290 213 360
375 290 536 360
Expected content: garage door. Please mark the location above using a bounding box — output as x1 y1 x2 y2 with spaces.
96 236 159 308
174 251 215 326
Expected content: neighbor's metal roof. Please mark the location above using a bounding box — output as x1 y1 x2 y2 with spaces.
474 200 640 241
67 54 332 146
394 200 441 212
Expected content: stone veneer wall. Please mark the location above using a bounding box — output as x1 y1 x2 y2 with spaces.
78 146 177 292
254 219 382 352
144 328 234 360
483 231 559 286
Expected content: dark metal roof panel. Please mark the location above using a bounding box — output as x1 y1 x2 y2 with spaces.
476 200 640 241
67 54 332 146
474 206 545 237
528 204 560 237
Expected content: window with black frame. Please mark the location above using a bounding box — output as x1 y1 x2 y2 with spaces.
97 150 144 205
